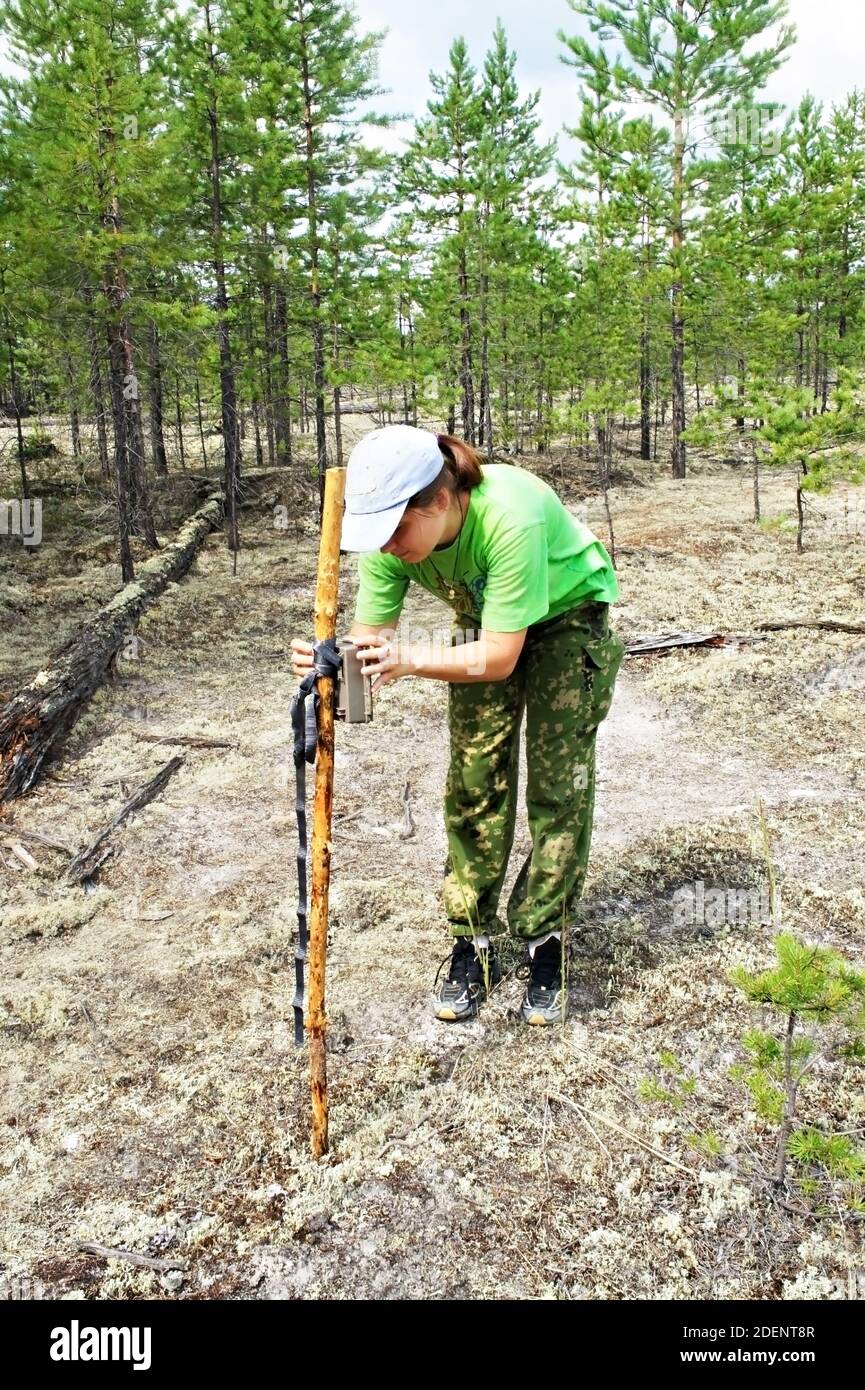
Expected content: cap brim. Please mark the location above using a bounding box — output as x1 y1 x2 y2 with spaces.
340 497 408 552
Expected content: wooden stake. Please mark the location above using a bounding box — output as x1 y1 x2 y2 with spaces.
308 465 345 1158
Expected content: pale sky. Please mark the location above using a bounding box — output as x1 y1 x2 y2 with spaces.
0 1 859 163
353 0 864 163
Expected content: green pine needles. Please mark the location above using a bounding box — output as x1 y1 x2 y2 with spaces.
729 933 865 1202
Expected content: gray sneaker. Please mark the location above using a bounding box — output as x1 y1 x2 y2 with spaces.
518 937 565 1026
433 937 502 1021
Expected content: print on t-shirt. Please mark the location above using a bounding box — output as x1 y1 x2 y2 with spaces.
429 570 487 620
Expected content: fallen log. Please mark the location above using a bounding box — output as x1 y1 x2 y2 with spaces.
617 545 675 559
624 631 745 655
756 619 865 636
66 756 184 882
132 730 237 749
0 495 222 805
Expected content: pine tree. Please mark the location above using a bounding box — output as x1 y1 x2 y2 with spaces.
476 21 555 450
0 0 175 578
731 933 865 1189
266 0 391 508
560 0 795 477
398 38 485 443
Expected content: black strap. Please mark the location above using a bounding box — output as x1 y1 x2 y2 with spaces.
289 636 342 1047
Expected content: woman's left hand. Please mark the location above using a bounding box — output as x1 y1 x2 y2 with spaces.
352 634 413 693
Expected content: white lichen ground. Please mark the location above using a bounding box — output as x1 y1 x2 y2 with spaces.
0 429 863 1300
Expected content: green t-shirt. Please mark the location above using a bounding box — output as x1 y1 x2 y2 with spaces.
353 462 619 631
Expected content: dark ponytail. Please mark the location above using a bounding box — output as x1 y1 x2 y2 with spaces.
405 432 484 511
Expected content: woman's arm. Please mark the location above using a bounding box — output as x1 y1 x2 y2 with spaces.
348 620 401 640
290 618 401 681
354 627 527 688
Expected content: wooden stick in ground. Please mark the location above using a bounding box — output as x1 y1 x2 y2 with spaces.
66 756 184 883
308 465 346 1159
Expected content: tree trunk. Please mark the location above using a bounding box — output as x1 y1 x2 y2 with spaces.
333 386 344 467
479 269 492 450
97 143 157 561
653 382 660 461
148 320 169 477
272 284 292 468
640 331 651 461
66 354 82 458
457 237 476 443
773 1012 798 1184
252 399 264 468
2 306 30 502
670 28 687 479
86 311 111 477
206 7 241 561
195 375 209 472
260 280 277 468
298 38 328 512
103 240 157 570
502 323 510 446
174 372 186 471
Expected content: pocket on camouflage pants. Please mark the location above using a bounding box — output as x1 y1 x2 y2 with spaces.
578 629 627 733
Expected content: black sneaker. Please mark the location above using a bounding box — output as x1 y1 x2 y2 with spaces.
518 936 565 1026
433 936 502 1021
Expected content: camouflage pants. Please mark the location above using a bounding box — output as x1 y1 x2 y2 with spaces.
442 600 625 942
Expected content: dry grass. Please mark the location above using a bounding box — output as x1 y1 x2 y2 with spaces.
0 426 863 1300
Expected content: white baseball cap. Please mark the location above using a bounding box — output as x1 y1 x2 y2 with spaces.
340 425 445 552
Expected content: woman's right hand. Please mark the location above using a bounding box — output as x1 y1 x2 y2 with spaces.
290 637 314 680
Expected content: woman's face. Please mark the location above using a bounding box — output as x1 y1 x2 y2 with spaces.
379 487 450 564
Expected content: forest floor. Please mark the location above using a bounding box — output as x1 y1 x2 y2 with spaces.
1 422 864 1300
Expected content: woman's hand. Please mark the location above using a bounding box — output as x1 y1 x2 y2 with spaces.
352 633 412 693
291 632 412 693
290 637 314 681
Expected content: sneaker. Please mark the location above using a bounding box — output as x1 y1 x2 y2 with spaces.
433 936 502 1021
518 936 565 1026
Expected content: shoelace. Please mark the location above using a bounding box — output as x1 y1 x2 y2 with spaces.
434 937 476 991
435 939 502 1000
516 941 562 992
